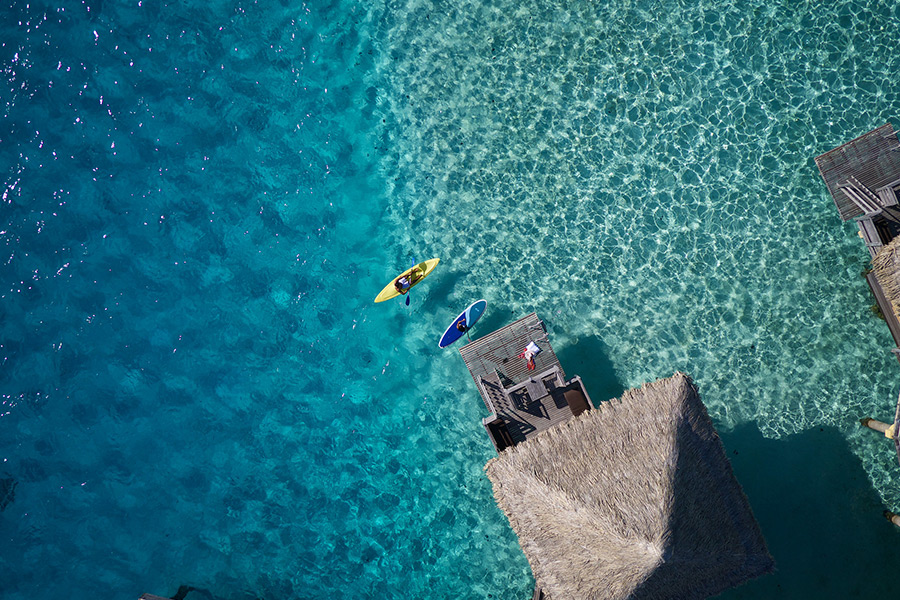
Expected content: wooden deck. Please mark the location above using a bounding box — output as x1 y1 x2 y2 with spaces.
815 123 900 223
460 313 594 451
460 312 564 398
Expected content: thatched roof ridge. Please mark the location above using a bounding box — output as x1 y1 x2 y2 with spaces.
873 235 900 320
485 372 773 600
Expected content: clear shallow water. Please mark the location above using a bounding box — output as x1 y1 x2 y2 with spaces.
2 0 900 598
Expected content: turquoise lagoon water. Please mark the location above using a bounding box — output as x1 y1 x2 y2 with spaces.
3 0 900 598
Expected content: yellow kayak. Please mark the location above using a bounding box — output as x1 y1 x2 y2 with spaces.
374 258 440 303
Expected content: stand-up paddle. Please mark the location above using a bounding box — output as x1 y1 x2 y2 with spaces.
373 258 441 303
439 299 487 348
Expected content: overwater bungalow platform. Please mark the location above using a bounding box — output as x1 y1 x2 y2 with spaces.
459 312 593 452
815 123 900 257
459 319 774 598
483 373 774 600
816 123 900 358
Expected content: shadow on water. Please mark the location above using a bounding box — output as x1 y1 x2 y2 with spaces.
424 267 468 303
554 335 625 404
715 424 900 599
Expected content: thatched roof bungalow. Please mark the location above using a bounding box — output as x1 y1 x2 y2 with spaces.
484 373 773 600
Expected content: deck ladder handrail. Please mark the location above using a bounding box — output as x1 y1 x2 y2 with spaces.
839 179 881 215
478 377 498 415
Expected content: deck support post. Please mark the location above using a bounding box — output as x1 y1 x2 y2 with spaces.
860 417 896 438
883 510 900 528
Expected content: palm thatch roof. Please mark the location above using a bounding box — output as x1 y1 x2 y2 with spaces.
873 235 900 320
484 372 773 600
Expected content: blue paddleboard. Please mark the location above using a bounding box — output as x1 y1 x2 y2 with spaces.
439 299 487 348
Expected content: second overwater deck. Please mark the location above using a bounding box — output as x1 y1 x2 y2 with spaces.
815 122 900 257
816 123 900 363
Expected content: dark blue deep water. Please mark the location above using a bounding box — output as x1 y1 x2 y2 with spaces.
2 1 900 598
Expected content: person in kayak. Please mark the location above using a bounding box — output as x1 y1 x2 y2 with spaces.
394 267 421 294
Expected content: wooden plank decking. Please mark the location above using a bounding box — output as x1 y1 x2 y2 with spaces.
459 312 564 390
815 123 900 222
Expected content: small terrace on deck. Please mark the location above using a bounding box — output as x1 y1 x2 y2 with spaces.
459 312 593 453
